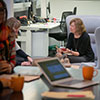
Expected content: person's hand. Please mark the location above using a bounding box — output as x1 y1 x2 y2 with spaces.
56 52 63 58
21 61 32 66
66 48 72 53
56 46 62 53
0 61 12 74
27 56 33 64
0 78 11 88
71 50 79 56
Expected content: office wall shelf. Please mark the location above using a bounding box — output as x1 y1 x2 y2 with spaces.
14 2 31 12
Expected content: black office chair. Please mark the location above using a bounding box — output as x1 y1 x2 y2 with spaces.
49 7 77 46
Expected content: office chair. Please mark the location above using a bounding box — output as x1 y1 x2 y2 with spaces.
95 27 100 69
73 7 77 15
49 7 77 46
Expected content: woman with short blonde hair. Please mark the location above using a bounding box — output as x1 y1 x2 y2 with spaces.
70 18 86 35
56 18 94 63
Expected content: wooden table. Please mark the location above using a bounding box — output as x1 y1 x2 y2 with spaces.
0 68 100 100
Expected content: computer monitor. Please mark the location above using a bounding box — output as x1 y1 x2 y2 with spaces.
14 0 29 3
14 11 28 18
35 8 41 17
14 0 30 19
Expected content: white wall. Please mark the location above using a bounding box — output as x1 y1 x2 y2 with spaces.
50 0 100 19
4 0 14 18
3 0 100 19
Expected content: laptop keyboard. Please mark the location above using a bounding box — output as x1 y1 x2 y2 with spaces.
61 79 84 85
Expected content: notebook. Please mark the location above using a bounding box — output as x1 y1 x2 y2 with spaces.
0 74 40 82
37 57 99 89
41 91 95 99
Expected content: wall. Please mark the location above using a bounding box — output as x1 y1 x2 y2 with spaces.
50 0 100 19
4 0 14 18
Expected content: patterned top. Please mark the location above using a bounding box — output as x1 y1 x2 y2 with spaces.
0 25 16 68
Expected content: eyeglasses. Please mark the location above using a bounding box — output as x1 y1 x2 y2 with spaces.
0 7 6 12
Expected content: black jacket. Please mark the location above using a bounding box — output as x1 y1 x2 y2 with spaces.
66 32 94 62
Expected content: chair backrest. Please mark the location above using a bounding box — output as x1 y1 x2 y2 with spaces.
66 15 100 60
73 7 77 15
66 15 100 35
60 11 73 33
60 7 77 33
60 7 77 32
95 27 100 69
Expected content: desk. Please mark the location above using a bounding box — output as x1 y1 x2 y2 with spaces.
16 22 60 56
0 68 100 100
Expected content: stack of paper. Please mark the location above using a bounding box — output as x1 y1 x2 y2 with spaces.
41 91 95 100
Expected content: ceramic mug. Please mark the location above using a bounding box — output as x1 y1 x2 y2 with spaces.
82 66 98 80
10 75 24 92
60 47 66 51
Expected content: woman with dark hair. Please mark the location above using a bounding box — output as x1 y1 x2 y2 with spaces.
0 0 16 74
56 18 94 63
0 0 8 22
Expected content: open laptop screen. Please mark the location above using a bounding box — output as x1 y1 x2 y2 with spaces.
38 59 71 81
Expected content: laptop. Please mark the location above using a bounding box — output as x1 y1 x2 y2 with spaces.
37 57 99 89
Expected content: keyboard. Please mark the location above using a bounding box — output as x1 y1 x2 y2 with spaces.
61 79 84 85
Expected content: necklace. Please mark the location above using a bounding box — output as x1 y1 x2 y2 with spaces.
73 38 79 51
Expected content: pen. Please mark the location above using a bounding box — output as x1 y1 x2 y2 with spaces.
67 94 86 98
